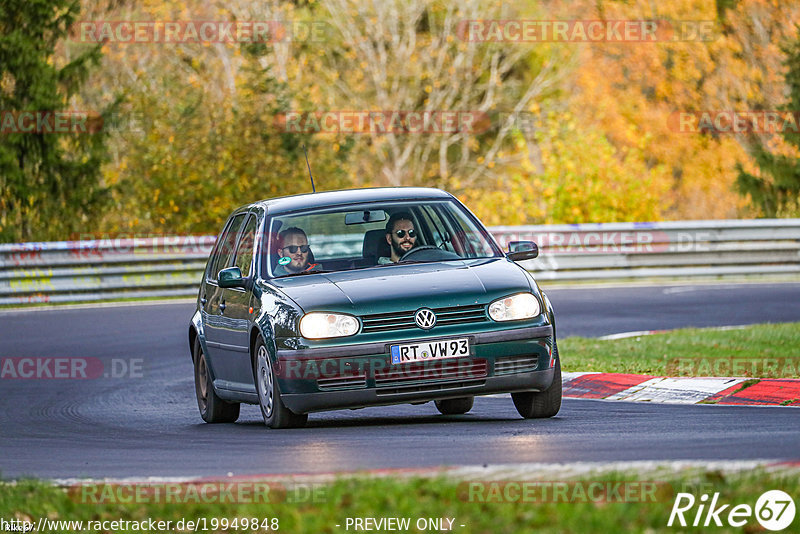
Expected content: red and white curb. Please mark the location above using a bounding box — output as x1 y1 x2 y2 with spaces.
562 372 800 406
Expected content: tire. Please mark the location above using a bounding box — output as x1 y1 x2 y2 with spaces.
254 337 308 429
193 338 240 423
434 396 474 415
511 341 562 419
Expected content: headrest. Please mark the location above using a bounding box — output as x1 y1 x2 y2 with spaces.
362 229 390 260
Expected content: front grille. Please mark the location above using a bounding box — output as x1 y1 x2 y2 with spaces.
361 304 487 333
374 358 488 387
494 355 539 375
317 374 367 390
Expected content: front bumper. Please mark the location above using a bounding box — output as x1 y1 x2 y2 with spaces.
277 325 555 413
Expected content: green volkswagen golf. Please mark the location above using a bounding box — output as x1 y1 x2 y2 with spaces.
189 187 560 428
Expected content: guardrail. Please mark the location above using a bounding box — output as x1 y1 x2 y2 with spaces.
1 219 799 305
491 219 800 281
0 237 215 305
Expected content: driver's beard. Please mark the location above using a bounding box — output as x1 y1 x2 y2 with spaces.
392 240 414 258
286 258 306 272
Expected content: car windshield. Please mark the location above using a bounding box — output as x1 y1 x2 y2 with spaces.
265 200 501 277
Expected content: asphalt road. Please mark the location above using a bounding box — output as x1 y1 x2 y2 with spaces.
1 282 799 479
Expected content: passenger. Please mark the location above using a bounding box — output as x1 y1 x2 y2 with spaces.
274 227 321 276
379 212 418 264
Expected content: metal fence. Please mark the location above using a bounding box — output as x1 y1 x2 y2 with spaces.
491 219 800 281
1 219 799 306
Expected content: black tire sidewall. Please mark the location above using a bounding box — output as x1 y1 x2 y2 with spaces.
253 336 307 428
194 337 240 423
193 338 211 420
254 337 277 426
512 340 562 419
435 396 475 415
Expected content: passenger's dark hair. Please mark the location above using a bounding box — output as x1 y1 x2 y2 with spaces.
385 212 414 234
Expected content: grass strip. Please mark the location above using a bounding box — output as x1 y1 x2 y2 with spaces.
1 469 797 533
561 322 800 377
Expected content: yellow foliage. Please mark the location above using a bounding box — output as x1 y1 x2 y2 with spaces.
71 0 799 234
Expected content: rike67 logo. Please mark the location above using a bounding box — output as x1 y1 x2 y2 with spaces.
668 490 796 531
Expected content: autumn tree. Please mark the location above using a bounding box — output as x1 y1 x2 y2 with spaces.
286 0 573 190
52 0 800 235
80 0 353 235
736 28 800 217
0 0 108 242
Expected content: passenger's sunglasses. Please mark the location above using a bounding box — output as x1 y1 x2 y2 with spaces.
394 230 416 239
281 245 310 254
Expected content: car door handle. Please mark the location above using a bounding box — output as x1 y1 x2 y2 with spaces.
219 302 226 312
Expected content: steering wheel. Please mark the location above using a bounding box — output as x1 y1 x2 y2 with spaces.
398 245 441 262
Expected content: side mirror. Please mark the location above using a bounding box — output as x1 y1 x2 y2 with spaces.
218 266 245 288
507 241 538 261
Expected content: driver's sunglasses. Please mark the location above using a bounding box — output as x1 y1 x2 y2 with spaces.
282 245 310 254
394 229 416 239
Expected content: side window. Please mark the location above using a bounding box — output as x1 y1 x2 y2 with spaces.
208 214 245 280
420 205 456 253
233 215 257 277
442 205 495 258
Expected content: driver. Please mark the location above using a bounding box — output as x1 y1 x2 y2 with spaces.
379 212 418 264
274 227 321 276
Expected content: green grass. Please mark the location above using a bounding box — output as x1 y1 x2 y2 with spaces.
561 322 800 377
1 470 798 533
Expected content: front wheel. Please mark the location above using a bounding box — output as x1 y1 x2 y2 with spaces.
254 337 308 429
193 338 240 423
435 396 474 415
511 342 562 419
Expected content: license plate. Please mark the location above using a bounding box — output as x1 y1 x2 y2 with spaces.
390 338 470 364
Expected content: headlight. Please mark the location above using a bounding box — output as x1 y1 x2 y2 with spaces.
488 293 540 321
299 312 359 339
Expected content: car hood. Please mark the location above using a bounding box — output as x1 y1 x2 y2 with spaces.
268 258 534 315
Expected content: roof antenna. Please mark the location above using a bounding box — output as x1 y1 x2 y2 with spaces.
302 144 316 193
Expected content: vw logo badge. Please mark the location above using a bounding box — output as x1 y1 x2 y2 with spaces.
414 308 437 330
